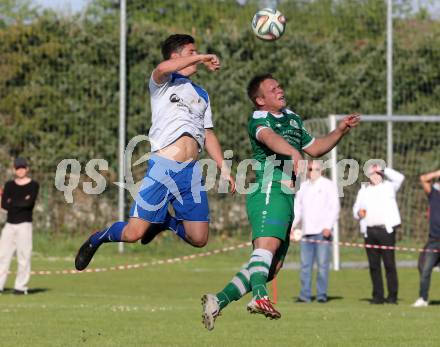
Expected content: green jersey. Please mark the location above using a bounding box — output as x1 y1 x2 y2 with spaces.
247 109 314 182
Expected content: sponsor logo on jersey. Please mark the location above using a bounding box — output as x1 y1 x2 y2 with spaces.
290 119 299 129
169 93 196 115
169 94 180 103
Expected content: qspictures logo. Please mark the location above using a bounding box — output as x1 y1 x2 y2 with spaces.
54 135 387 209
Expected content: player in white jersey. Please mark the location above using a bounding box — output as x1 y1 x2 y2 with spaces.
75 34 235 271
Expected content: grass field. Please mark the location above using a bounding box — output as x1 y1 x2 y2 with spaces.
1 234 440 347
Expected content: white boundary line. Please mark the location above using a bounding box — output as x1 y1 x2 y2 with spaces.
26 242 252 276
15 239 438 277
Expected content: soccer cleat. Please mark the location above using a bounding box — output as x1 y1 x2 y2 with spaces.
201 294 221 331
412 297 428 308
75 234 100 271
140 224 165 245
247 296 281 320
13 289 28 295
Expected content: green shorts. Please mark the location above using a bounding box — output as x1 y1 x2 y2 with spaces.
246 181 294 261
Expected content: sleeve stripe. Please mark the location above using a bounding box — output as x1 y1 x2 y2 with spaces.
302 137 315 149
255 126 270 141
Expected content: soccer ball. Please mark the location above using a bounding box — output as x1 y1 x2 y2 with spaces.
251 8 286 41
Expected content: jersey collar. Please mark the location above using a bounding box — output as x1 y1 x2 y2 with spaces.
171 72 190 82
170 72 209 103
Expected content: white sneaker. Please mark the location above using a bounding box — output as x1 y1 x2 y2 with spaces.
201 294 220 331
412 297 428 307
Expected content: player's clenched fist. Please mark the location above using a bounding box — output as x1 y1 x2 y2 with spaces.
202 54 220 71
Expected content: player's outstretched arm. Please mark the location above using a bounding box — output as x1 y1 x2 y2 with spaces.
152 54 220 85
205 129 236 193
304 113 360 158
257 127 303 174
420 169 440 195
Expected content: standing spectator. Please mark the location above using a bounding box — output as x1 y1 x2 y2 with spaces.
291 160 340 303
0 158 39 295
412 169 440 307
353 164 404 304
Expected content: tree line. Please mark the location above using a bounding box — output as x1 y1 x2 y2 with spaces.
0 0 439 236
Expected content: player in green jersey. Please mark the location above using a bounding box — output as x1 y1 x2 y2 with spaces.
201 74 360 330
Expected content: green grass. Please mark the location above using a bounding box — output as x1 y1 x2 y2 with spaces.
1 235 439 346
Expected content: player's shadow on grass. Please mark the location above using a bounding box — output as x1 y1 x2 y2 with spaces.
2 287 50 295
359 298 382 304
428 300 440 305
325 296 343 302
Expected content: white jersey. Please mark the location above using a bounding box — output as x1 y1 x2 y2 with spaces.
148 72 213 152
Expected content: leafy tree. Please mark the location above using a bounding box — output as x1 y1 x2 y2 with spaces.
0 0 439 235
0 0 38 28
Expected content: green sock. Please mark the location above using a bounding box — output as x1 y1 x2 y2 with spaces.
248 248 273 299
216 268 251 310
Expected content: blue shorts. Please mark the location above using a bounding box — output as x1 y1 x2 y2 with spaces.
129 154 209 223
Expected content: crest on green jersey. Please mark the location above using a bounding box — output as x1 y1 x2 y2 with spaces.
290 119 299 129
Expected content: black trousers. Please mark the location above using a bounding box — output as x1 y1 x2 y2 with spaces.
365 226 398 301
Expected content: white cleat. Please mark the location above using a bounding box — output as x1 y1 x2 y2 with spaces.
201 294 220 331
412 297 428 308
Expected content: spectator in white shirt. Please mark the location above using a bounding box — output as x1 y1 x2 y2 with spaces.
291 160 340 303
353 164 404 304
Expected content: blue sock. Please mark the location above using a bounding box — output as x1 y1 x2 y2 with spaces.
163 215 186 241
90 221 126 247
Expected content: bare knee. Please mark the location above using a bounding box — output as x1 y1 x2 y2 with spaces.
183 222 209 248
122 225 145 242
187 234 208 248
194 239 208 248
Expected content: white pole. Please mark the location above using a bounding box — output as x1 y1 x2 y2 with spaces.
329 115 340 271
118 0 127 253
387 0 393 168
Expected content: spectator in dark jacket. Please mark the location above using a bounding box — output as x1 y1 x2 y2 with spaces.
0 158 39 295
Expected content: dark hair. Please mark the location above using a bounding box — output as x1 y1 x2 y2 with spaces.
247 73 274 107
161 34 195 60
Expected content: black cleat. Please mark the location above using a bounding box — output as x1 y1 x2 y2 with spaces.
140 224 165 245
75 235 100 271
